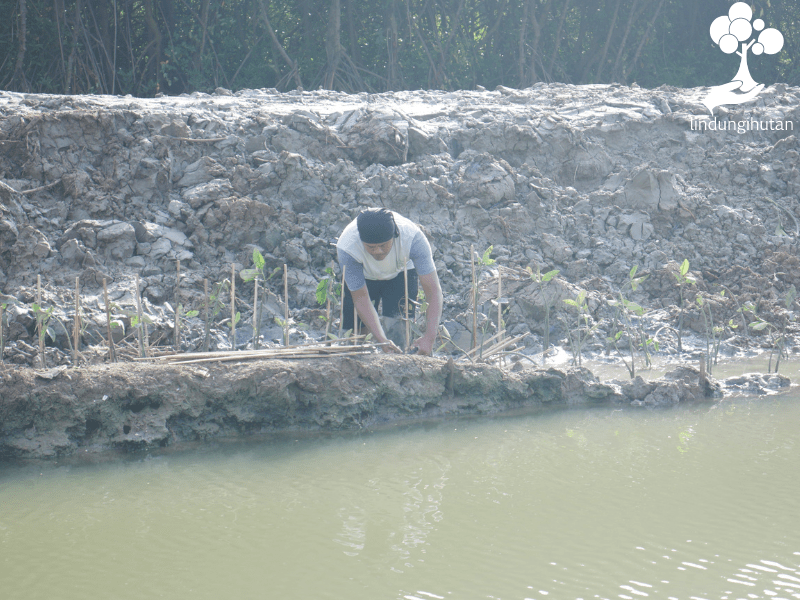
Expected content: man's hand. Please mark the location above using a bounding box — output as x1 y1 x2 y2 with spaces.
379 339 403 353
411 334 435 356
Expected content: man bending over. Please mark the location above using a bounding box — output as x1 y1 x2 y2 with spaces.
336 208 443 355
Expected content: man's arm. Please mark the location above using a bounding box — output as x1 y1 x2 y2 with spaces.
412 270 443 355
350 285 401 353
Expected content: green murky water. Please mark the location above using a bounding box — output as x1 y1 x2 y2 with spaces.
2 375 799 599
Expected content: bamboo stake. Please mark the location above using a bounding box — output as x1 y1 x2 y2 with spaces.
338 265 346 339
325 261 333 341
73 276 80 366
353 301 358 346
203 278 210 353
471 244 477 350
103 278 117 363
253 274 259 350
135 274 145 358
37 275 45 368
497 268 503 343
404 263 410 351
0 300 4 364
174 260 181 352
283 263 289 347
230 263 236 350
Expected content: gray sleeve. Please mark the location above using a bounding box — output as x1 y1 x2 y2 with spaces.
409 232 435 276
337 248 366 291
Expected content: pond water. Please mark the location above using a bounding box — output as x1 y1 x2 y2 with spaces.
2 376 799 599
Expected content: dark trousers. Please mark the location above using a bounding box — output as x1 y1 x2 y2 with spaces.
342 269 418 331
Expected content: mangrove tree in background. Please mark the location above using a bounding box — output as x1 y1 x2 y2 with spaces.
1 0 797 96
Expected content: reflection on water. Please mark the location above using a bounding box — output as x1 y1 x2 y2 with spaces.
1 390 800 600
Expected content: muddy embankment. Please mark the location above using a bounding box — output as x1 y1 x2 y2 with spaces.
1 84 799 459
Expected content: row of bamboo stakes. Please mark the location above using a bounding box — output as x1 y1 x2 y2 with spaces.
16 245 518 369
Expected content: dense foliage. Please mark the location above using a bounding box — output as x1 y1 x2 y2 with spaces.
1 0 798 96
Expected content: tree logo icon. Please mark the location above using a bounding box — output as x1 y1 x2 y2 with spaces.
703 2 784 114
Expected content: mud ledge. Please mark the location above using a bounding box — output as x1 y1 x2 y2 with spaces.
0 355 726 461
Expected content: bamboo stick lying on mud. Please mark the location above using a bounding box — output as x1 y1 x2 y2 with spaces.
137 335 373 361
156 349 379 367
473 334 527 362
137 339 386 365
464 330 505 358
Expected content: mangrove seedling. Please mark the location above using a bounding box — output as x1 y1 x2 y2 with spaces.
175 304 200 350
673 259 695 353
316 265 342 339
526 264 560 363
563 289 598 368
744 285 795 373
240 249 281 349
607 265 653 378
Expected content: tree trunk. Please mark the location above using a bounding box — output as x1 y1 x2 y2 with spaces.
622 0 666 83
612 0 642 82
258 0 303 90
195 0 210 73
386 2 401 90
594 0 623 82
547 0 572 80
345 0 361 66
518 0 529 84
324 0 342 89
13 0 28 91
527 0 554 85
143 0 163 93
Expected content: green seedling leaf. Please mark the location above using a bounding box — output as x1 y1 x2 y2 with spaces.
185 310 199 318
785 285 797 308
480 246 495 266
629 265 638 279
268 266 282 280
253 249 266 271
628 302 644 316
240 268 259 282
232 312 241 327
315 279 328 305
563 299 578 307
749 321 769 331
542 269 559 282
680 259 690 277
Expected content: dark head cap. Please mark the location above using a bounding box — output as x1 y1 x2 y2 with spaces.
356 208 397 244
